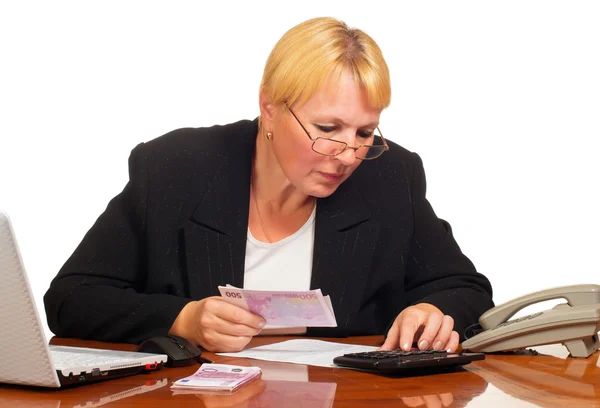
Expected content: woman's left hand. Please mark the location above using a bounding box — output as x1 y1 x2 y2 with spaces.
378 303 459 352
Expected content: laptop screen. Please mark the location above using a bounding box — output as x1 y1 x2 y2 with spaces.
0 211 60 387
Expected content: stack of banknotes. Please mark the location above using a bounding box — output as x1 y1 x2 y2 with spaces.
171 364 261 392
218 285 337 327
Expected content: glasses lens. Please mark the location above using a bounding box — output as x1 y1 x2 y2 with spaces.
355 135 386 160
312 134 387 159
312 138 347 156
358 146 386 160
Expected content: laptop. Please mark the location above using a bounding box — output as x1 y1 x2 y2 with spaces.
0 211 168 388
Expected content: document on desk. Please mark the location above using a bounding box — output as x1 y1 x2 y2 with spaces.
216 339 378 368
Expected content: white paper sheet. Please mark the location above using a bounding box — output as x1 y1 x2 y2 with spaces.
216 339 378 368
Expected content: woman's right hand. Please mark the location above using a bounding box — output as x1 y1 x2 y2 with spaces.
170 297 266 352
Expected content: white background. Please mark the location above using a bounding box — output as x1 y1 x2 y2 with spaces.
1 1 598 344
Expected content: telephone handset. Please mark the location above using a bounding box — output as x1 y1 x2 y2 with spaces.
462 284 600 357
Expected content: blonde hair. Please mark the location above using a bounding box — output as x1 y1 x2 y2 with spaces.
260 17 391 110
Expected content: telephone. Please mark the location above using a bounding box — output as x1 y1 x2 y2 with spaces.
462 284 600 357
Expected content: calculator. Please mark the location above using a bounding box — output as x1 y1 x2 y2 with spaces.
333 349 485 374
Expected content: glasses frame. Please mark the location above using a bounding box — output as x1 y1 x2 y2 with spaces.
285 104 389 160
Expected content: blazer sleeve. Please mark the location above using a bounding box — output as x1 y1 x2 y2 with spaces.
43 143 192 344
403 153 494 340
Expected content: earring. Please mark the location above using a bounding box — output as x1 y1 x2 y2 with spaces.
265 131 273 141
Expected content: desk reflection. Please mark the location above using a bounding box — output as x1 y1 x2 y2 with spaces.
399 393 454 408
74 379 168 408
0 378 168 408
326 364 489 408
174 356 336 408
178 380 336 408
392 370 487 408
471 351 600 407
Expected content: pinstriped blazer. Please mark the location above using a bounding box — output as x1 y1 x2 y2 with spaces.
44 119 493 344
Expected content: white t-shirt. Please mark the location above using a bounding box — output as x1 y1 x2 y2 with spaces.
243 206 316 334
244 206 316 290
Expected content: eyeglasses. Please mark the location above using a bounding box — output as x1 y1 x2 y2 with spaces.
286 104 389 160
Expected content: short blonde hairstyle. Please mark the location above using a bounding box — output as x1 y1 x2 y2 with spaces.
260 17 391 110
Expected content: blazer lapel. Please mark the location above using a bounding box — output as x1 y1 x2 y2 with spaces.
183 137 255 300
310 179 379 334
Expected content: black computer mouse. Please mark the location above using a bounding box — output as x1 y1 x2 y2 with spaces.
136 335 203 367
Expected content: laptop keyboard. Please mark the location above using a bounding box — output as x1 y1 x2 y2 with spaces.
50 346 145 370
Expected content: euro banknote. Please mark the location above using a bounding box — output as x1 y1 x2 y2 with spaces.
218 286 337 327
171 364 261 392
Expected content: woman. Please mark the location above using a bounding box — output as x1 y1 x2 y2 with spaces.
44 17 493 352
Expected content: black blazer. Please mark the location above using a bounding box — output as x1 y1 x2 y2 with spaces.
44 119 493 344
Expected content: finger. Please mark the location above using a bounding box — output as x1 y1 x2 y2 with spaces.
378 318 401 350
197 306 264 337
416 312 443 350
399 313 421 351
207 298 266 330
422 394 442 408
431 315 454 350
400 396 425 407
200 331 253 352
439 392 454 407
217 321 265 337
445 330 460 352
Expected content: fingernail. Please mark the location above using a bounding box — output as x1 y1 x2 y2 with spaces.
258 321 265 328
402 342 410 351
433 341 443 350
419 340 429 350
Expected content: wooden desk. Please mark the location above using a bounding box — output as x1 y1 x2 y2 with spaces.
1 336 599 407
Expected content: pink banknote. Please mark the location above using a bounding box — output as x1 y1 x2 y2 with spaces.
218 286 337 327
171 364 261 392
